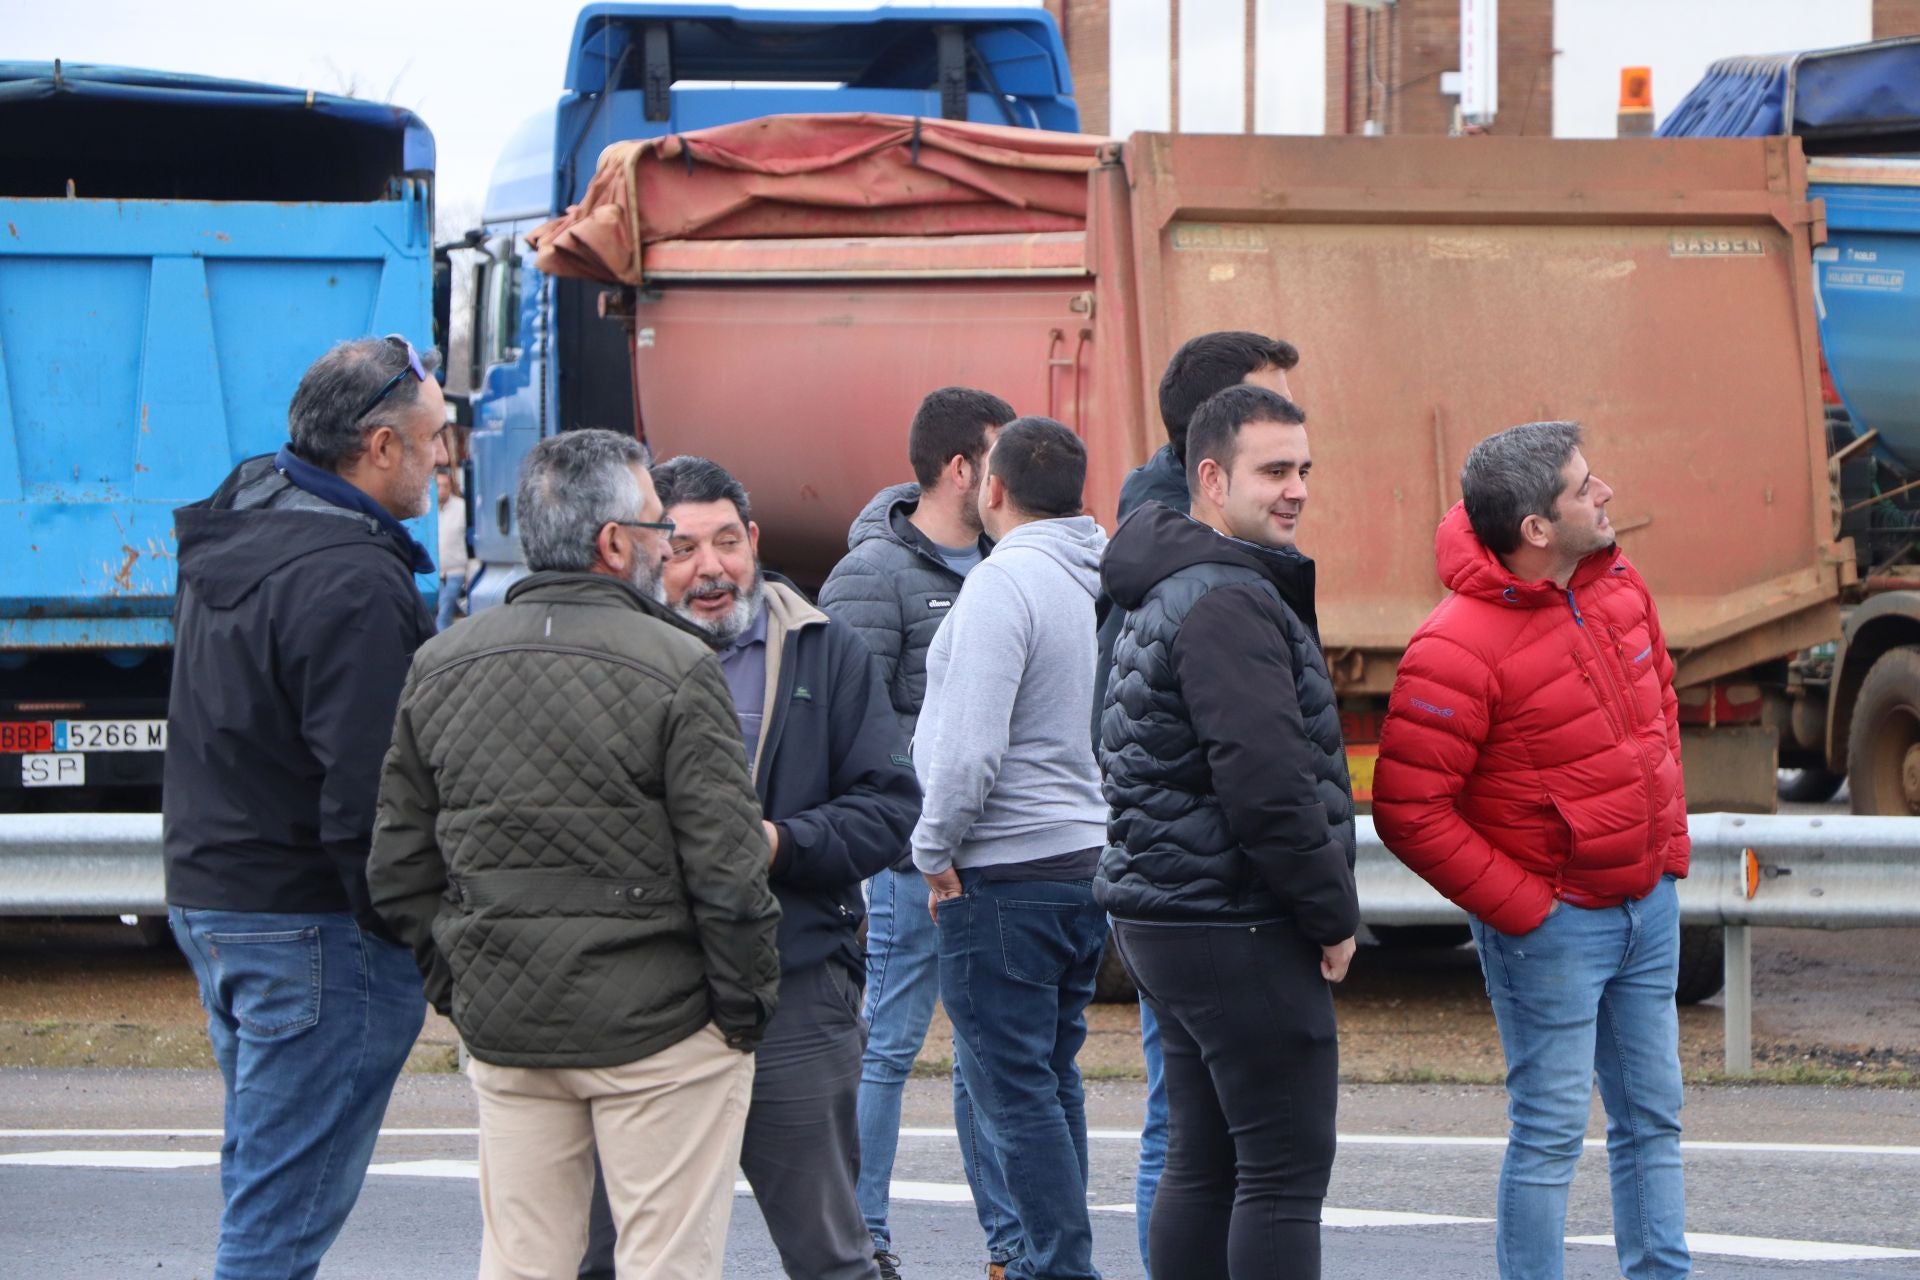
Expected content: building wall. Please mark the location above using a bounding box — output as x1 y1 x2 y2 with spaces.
1877 0 1920 35
1325 0 1555 135
1047 0 1113 135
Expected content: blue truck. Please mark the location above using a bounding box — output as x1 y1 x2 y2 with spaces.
457 3 1079 612
1662 38 1920 813
0 64 441 836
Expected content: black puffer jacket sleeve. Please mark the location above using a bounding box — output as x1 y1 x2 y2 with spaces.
1170 584 1359 946
819 547 910 736
770 622 922 888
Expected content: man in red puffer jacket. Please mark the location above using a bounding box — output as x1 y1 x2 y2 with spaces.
1374 420 1691 1280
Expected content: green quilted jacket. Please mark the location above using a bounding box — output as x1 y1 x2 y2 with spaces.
368 571 782 1066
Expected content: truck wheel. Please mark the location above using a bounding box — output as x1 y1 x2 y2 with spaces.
1092 930 1137 1003
1777 767 1844 804
1846 646 1920 815
1675 924 1725 1005
1369 924 1473 949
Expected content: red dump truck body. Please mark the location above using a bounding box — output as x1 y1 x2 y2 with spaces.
531 116 1846 810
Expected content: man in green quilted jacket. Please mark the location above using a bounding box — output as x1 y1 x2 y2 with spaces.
368 428 782 1280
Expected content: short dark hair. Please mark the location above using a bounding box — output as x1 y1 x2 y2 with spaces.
1184 385 1307 490
1158 331 1299 461
988 417 1086 519
288 336 442 471
1460 421 1584 555
651 454 751 527
908 387 1016 489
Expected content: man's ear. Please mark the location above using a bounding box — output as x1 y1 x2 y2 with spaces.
364 424 399 470
1195 456 1226 508
983 472 1006 511
747 520 761 556
594 521 623 573
1518 512 1553 550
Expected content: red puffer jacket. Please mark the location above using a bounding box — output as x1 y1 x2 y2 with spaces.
1373 503 1689 936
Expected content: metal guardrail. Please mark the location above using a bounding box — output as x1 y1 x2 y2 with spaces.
2 811 1916 1073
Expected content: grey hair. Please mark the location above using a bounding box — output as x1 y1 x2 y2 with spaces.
1460 421 1584 555
516 429 649 572
287 337 442 471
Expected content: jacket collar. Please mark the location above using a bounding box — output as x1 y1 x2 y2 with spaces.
1104 502 1320 638
274 445 435 574
506 571 711 640
1433 501 1623 608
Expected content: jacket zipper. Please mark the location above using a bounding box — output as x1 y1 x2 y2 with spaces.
1568 590 1629 744
1578 596 1661 853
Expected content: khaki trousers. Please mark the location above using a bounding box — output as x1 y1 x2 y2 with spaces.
468 1023 755 1280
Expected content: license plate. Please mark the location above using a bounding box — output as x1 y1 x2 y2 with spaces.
21 753 85 787
0 721 53 753
54 720 167 752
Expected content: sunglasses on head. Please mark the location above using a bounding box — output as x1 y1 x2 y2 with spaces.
357 334 429 420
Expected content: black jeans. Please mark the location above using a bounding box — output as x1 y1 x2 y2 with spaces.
1113 920 1339 1280
579 962 877 1280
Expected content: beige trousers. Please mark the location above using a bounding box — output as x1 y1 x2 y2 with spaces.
467 1023 755 1280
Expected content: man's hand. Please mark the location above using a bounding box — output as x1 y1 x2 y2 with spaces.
762 820 780 866
1321 936 1357 983
923 866 963 921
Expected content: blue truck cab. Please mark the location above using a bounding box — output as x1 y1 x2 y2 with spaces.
0 63 440 813
461 4 1078 610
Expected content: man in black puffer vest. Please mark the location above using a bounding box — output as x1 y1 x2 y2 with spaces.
1097 385 1360 1280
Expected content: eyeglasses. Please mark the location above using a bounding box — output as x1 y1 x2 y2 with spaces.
357 334 430 421
610 518 676 540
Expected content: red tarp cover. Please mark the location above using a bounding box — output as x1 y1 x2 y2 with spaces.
527 112 1109 285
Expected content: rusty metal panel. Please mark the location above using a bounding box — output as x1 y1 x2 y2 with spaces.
629 275 1099 587
1121 134 1843 664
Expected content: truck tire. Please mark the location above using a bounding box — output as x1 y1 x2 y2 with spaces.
1369 924 1473 949
1846 646 1920 815
1093 930 1137 1003
1675 924 1724 1006
1776 767 1845 804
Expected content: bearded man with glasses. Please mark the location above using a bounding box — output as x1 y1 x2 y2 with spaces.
164 334 449 1279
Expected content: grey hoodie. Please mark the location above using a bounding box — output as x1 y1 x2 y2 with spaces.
910 516 1110 875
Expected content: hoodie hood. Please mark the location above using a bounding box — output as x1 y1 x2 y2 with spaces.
993 515 1106 597
174 455 417 611
1434 500 1622 608
1103 501 1319 638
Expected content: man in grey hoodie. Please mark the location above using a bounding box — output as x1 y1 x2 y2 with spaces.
913 417 1110 1280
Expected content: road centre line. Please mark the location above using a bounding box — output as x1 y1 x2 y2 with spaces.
6 1127 1920 1158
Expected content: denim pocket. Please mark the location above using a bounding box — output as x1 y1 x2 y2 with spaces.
207 927 322 1038
996 900 1084 985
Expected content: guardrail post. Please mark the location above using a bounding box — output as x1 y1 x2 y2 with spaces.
1723 924 1753 1076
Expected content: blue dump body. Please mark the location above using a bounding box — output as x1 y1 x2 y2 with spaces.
0 64 435 804
464 5 1077 609
1660 38 1920 470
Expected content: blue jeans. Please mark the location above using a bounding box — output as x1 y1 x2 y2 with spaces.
170 907 427 1280
938 869 1108 1280
436 572 465 632
1135 997 1167 1276
857 867 1020 1262
1469 876 1690 1280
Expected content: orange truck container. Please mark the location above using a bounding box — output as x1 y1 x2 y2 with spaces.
531 115 1846 815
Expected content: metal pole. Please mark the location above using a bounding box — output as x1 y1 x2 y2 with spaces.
1723 925 1753 1076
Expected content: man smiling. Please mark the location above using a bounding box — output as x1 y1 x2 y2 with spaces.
577 454 919 1280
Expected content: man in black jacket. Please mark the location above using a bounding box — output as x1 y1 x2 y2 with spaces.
578 455 921 1280
1097 385 1359 1280
1090 330 1300 1277
164 335 446 1279
818 387 1021 1279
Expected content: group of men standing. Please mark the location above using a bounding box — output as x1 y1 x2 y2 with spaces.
160 326 1693 1280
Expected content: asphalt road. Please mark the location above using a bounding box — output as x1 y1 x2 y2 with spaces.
4 1071 1918 1279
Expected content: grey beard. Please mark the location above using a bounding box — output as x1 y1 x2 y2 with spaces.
675 573 763 645
628 556 667 604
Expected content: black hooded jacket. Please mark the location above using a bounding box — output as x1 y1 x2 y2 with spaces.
163 455 434 926
1094 502 1359 944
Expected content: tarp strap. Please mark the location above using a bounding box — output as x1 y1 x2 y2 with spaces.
910 116 922 166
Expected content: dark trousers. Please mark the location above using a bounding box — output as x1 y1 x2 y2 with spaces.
1113 920 1340 1280
580 962 878 1280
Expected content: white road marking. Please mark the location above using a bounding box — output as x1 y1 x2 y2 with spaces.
1086 1202 1490 1227
0 1149 220 1169
367 1160 480 1180
6 1127 1919 1159
1569 1232 1920 1262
